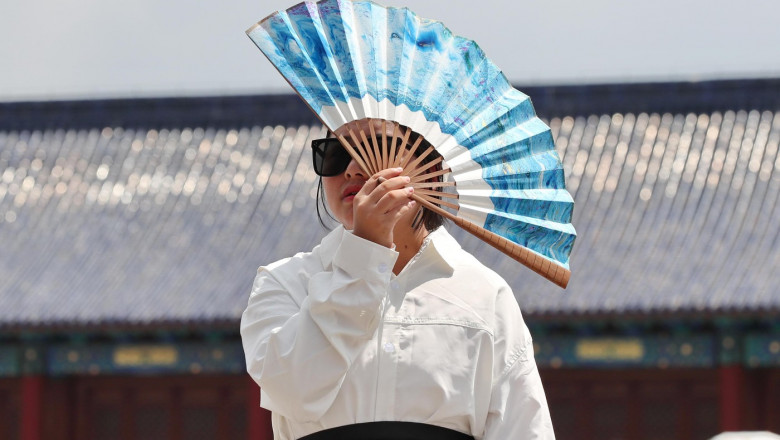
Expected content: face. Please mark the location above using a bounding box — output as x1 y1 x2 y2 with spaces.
321 119 409 230
321 153 364 230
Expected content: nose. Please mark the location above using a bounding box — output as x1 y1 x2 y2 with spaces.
344 157 367 179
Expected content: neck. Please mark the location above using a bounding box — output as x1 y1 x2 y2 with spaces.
392 224 429 275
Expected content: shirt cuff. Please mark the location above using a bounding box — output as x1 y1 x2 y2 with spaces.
333 231 399 282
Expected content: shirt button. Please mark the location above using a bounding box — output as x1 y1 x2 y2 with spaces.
391 281 401 291
378 262 389 273
383 342 395 353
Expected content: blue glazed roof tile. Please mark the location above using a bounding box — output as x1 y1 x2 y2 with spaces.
0 107 779 328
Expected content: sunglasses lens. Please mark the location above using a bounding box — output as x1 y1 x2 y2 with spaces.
312 139 352 176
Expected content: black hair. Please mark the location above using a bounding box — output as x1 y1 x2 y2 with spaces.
316 177 338 229
315 125 446 232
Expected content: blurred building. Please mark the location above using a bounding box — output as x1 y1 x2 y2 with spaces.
1 78 779 440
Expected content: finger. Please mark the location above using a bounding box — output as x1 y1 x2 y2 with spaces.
358 168 404 197
373 167 404 181
387 199 417 220
375 186 415 214
367 175 411 206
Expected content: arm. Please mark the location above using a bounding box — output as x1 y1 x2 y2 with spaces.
240 232 398 422
483 289 555 440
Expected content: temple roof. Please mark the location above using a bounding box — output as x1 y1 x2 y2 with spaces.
1 80 779 329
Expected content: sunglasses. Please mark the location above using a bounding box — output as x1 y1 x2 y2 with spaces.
311 138 354 176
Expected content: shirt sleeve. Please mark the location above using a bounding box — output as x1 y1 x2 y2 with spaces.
483 287 556 440
240 231 398 422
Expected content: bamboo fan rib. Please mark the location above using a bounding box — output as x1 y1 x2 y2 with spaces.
247 0 576 288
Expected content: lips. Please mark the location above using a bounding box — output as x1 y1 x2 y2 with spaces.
341 183 364 201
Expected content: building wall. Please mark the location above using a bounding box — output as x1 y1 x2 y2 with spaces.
3 368 780 439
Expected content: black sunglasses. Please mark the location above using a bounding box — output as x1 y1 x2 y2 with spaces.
311 138 354 177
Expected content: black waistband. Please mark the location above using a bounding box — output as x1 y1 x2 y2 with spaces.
298 422 475 440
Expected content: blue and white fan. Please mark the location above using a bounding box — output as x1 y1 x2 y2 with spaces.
247 0 576 288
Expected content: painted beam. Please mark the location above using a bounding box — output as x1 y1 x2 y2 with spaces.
0 347 19 377
47 342 245 376
744 334 780 367
0 328 774 377
534 335 715 368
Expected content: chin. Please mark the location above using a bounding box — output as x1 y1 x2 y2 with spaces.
334 213 353 230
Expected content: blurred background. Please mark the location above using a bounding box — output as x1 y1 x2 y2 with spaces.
1 0 779 439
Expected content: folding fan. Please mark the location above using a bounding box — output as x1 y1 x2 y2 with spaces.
247 0 576 288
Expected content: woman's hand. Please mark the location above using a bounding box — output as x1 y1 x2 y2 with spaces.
352 167 416 248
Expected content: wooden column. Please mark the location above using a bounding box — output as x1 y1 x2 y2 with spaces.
717 329 744 432
719 365 744 431
20 375 43 440
247 376 273 440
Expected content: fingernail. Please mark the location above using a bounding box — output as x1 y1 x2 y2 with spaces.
408 200 416 207
394 167 403 172
403 176 411 183
407 187 414 194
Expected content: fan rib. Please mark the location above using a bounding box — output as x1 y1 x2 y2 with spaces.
337 134 371 176
409 181 455 189
399 136 424 171
411 168 450 183
358 129 380 174
407 156 444 179
367 124 384 173
404 145 436 175
380 120 389 170
388 123 400 169
391 128 413 168
416 189 457 199
347 129 375 174
416 193 459 211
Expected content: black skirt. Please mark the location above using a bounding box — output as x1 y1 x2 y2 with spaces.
298 422 475 440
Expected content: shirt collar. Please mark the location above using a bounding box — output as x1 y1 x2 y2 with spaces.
422 226 461 271
316 225 460 271
317 225 347 268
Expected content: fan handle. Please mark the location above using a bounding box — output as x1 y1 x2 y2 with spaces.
411 194 571 289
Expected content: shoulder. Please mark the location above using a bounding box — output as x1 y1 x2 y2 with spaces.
420 228 534 374
424 227 520 324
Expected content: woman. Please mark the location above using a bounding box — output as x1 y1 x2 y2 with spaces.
240 119 555 439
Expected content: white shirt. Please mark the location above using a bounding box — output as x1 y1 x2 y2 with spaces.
241 226 555 439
